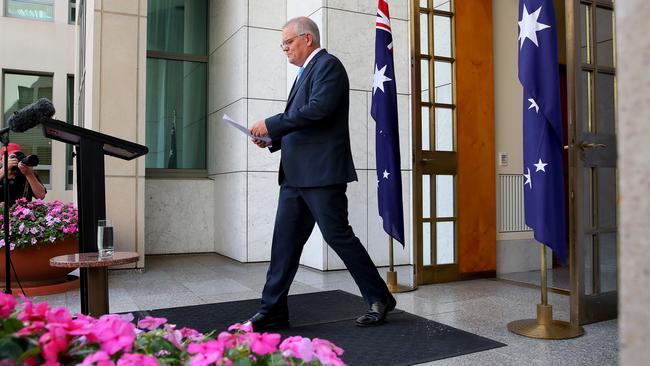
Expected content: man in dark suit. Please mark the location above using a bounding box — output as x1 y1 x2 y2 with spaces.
247 16 396 331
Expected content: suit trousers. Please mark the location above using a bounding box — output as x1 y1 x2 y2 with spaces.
259 184 390 316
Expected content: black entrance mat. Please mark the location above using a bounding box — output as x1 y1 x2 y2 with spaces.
132 290 505 365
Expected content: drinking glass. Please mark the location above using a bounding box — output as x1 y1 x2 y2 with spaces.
97 219 114 258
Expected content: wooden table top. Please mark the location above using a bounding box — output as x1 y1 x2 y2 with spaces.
50 251 139 268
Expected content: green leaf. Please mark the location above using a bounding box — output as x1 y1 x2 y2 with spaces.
0 338 24 360
233 357 253 366
1 318 24 334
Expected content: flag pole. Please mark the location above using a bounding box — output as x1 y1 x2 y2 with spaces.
507 244 583 339
386 236 416 293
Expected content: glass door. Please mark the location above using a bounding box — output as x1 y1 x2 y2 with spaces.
411 0 459 284
567 0 618 324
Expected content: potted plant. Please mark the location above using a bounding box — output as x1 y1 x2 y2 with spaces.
0 198 79 292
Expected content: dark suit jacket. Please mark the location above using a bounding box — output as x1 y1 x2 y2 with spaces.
266 49 357 187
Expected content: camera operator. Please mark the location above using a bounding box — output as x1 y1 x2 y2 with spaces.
0 143 46 205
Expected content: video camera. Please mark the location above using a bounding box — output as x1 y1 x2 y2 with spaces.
10 151 39 168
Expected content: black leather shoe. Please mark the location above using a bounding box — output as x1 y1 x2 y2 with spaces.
355 295 396 327
244 312 290 331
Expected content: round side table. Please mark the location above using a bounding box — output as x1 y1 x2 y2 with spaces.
50 252 139 316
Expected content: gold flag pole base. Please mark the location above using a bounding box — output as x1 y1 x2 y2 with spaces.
387 270 417 293
507 244 584 339
507 304 584 339
386 236 417 293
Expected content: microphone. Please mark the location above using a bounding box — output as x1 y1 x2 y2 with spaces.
6 98 55 133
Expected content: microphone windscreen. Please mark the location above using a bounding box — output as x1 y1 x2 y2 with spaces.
7 98 55 133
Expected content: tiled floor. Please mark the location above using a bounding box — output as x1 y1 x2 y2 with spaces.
33 254 617 365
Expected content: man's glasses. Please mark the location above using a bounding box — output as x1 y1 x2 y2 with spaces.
280 33 306 50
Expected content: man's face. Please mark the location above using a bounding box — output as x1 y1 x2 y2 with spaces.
281 26 310 67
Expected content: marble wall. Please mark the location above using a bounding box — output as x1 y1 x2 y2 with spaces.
618 1 650 364
207 0 413 269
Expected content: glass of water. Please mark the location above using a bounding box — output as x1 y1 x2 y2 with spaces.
97 219 114 258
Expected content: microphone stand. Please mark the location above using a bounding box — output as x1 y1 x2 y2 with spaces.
0 129 12 294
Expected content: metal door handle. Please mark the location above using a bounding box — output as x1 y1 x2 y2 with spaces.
420 158 435 162
580 142 607 150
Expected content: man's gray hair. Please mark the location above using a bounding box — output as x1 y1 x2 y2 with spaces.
284 16 320 46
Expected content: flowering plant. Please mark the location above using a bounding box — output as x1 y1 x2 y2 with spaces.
0 198 78 251
0 293 346 366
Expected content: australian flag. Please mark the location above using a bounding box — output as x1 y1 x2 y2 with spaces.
371 0 404 245
518 0 566 263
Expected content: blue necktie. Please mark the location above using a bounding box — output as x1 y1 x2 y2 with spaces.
296 66 304 82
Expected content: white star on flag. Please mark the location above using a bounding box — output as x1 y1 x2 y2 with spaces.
524 168 532 189
518 4 550 49
383 170 390 179
528 98 539 113
534 158 548 172
373 64 392 95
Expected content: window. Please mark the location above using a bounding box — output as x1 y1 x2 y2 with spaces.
145 0 208 171
66 75 74 189
2 72 53 186
5 0 54 21
69 0 76 24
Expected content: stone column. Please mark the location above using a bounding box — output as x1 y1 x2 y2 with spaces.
618 0 650 364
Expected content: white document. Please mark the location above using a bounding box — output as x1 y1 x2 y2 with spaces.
222 114 272 143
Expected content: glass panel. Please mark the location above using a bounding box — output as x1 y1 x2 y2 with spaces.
422 175 431 218
6 0 54 21
580 4 591 64
435 108 453 151
147 0 207 55
420 0 427 8
434 61 453 104
595 8 614 68
436 175 454 218
420 60 430 103
596 73 615 134
3 73 53 185
433 16 452 57
422 107 430 150
597 168 616 228
66 75 74 190
419 12 429 55
146 59 207 169
436 221 454 264
584 234 594 295
423 222 431 266
580 70 593 132
599 232 617 292
433 0 451 11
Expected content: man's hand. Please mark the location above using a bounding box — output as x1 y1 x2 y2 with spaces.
250 119 269 137
7 156 18 171
251 138 272 148
18 162 34 176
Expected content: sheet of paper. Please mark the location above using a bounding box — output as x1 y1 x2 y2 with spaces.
222 114 272 142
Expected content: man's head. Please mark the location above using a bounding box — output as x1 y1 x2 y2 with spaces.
281 17 320 67
0 143 22 161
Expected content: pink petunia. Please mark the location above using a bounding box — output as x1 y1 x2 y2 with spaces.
247 332 281 355
187 340 226 366
280 336 315 362
227 322 253 333
0 293 16 318
116 353 159 366
137 316 167 330
79 351 114 366
87 315 136 355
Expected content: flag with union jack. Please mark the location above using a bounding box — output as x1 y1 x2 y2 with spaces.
371 0 404 245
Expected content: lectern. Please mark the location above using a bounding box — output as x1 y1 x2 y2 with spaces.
41 118 148 315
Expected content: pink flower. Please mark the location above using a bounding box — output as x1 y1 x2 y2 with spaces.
39 325 70 363
179 327 204 342
137 316 167 330
116 353 159 366
312 338 345 366
79 351 115 366
87 315 136 355
247 332 281 355
228 322 253 333
0 293 16 318
187 340 226 366
280 336 315 362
